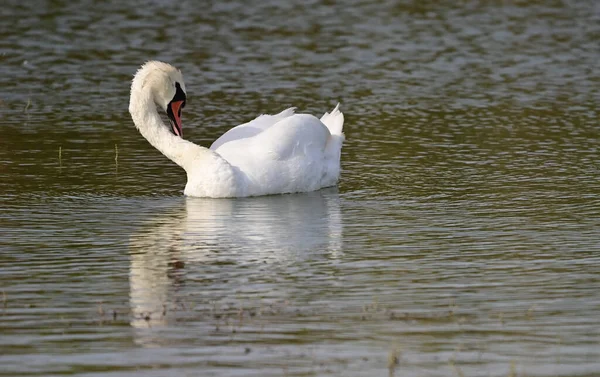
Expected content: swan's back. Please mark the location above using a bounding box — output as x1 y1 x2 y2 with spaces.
210 107 296 151
207 106 344 196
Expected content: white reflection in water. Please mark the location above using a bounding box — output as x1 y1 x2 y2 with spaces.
128 189 342 345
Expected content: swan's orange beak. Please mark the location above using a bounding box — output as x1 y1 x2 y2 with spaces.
167 100 185 137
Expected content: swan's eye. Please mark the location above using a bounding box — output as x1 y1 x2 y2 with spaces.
181 101 186 109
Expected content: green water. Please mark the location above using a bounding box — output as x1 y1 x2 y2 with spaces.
1 0 599 376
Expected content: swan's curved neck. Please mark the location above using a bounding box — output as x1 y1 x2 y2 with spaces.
129 88 206 171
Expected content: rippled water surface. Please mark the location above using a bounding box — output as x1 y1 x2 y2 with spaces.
1 0 599 376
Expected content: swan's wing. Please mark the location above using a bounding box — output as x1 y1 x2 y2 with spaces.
214 114 329 164
209 107 296 151
213 113 336 195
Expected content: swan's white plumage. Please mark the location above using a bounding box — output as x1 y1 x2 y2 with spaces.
210 107 297 151
129 61 345 198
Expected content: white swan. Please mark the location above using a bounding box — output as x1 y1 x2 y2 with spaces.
128 61 345 198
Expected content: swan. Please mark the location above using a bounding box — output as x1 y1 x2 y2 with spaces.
128 61 345 198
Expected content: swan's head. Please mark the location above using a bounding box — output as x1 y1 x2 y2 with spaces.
131 61 187 137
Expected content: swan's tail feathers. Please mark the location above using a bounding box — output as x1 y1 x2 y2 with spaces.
320 103 344 136
321 104 345 187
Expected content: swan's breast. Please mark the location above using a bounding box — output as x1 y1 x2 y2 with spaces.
184 154 246 198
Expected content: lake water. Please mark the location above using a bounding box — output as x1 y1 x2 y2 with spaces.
1 0 599 376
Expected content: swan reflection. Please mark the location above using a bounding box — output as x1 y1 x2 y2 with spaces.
128 189 343 345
